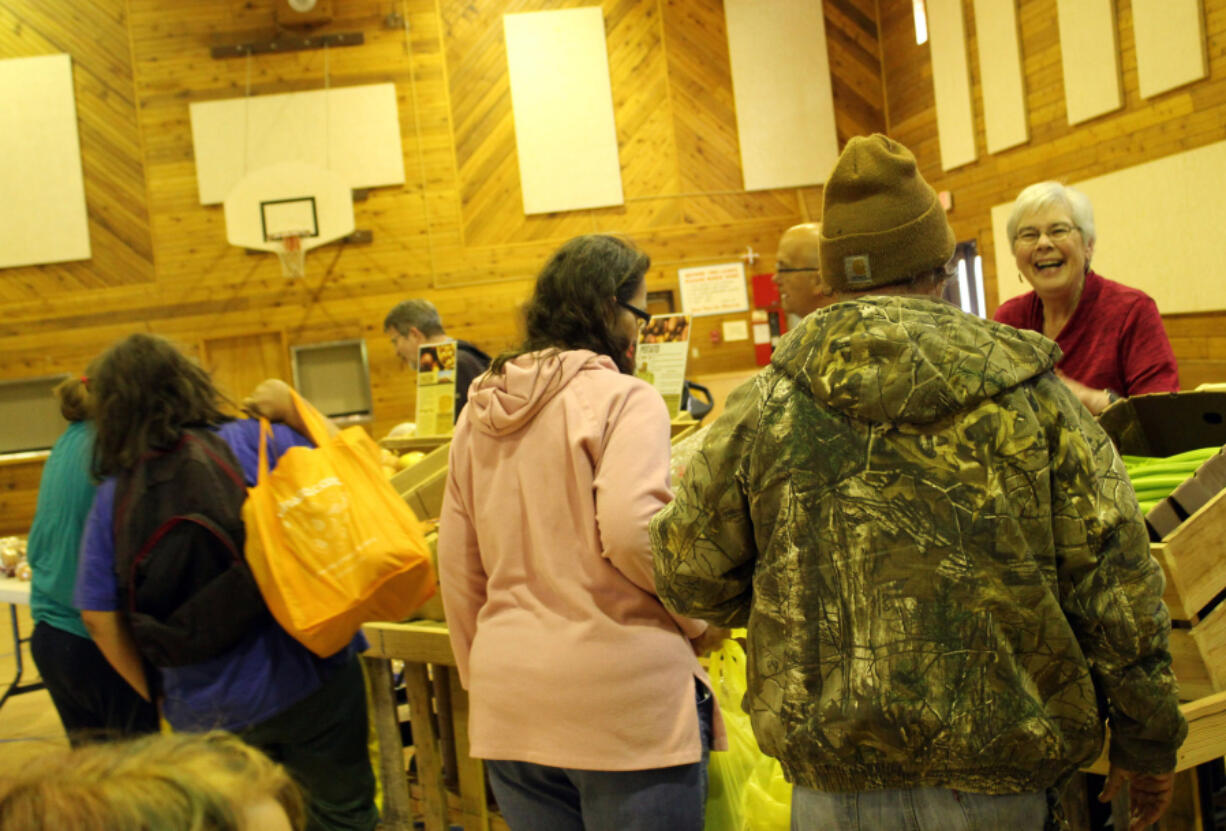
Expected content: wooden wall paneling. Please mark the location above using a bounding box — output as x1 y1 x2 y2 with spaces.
0 0 154 302
201 330 289 409
0 459 46 538
879 0 1226 389
825 0 890 143
0 0 900 535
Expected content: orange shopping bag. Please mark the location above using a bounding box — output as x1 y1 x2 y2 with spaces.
243 390 437 657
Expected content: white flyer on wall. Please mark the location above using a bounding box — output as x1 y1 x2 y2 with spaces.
634 314 691 418
678 262 750 317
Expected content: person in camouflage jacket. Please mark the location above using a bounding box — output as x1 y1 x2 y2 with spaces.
651 135 1185 829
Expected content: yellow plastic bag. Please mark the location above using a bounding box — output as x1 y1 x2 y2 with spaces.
243 390 437 656
705 636 792 831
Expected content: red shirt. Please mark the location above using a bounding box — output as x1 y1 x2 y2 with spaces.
994 270 1179 396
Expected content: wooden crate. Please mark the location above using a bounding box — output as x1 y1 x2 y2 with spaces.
380 435 453 454
393 442 451 522
1155 488 1226 701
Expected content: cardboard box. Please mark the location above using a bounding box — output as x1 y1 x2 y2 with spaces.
1098 391 1226 456
1099 391 1226 542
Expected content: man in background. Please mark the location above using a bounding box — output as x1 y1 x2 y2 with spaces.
384 299 490 422
772 222 834 320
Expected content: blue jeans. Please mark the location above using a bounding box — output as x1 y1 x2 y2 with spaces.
486 682 713 831
791 785 1047 831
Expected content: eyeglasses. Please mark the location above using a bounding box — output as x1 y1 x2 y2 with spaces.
617 299 652 329
775 266 819 274
1014 224 1078 246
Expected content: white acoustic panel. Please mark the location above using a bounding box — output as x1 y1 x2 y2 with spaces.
973 0 1028 154
1132 0 1207 99
993 140 1226 314
0 54 90 269
928 0 977 170
190 83 405 205
1056 0 1123 125
503 8 624 215
724 0 839 190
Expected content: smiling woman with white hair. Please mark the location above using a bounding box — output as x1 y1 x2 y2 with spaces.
993 181 1178 415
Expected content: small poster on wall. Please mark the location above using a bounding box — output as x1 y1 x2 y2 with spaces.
414 341 456 437
677 262 750 317
634 314 691 417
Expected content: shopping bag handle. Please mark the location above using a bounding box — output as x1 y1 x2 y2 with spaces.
256 416 273 485
287 388 337 447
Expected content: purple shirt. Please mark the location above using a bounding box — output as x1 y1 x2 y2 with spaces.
75 419 364 732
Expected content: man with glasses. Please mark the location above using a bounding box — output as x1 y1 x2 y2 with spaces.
773 223 835 320
384 298 491 422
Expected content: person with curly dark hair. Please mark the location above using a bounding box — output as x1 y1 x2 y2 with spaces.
438 234 727 831
74 333 376 831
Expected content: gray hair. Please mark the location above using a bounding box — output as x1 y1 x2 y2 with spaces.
383 299 444 337
1006 181 1097 247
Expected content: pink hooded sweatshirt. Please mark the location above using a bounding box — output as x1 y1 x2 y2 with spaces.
438 349 724 770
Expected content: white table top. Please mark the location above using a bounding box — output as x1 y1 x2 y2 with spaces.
0 576 31 605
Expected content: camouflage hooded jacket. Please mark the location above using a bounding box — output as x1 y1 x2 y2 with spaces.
651 295 1185 794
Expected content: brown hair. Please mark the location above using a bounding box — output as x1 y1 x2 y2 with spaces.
88 333 231 478
0 732 306 831
491 234 650 375
54 376 91 422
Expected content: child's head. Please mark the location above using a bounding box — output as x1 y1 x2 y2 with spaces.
0 732 305 831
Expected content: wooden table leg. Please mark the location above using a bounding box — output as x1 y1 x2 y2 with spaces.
405 662 449 831
433 666 458 789
448 667 489 831
361 656 413 831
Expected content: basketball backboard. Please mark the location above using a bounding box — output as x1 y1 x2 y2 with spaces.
223 161 355 254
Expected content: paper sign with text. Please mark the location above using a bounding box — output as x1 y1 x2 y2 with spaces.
414 341 456 437
634 314 691 417
678 262 750 317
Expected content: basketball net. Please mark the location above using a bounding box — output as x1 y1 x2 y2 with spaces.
272 233 306 278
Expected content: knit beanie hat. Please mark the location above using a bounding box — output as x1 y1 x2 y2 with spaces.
820 134 955 292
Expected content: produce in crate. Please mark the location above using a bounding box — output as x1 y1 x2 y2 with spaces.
1122 447 1220 514
0 536 28 579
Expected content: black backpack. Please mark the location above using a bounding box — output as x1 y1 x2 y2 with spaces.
112 427 271 668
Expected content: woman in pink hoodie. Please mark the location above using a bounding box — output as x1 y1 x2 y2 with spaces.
438 235 725 831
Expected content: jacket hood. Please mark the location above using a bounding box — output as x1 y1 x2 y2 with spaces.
771 295 1059 425
465 349 617 436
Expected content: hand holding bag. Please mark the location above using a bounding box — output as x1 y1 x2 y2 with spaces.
243 390 437 656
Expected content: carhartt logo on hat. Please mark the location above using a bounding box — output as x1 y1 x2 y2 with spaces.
844 255 872 286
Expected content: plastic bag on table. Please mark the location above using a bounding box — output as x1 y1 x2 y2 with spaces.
705 635 791 831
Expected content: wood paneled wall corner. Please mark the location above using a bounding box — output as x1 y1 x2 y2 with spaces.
879 0 1226 390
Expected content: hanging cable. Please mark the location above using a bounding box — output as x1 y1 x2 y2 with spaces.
242 49 253 176
324 42 331 170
